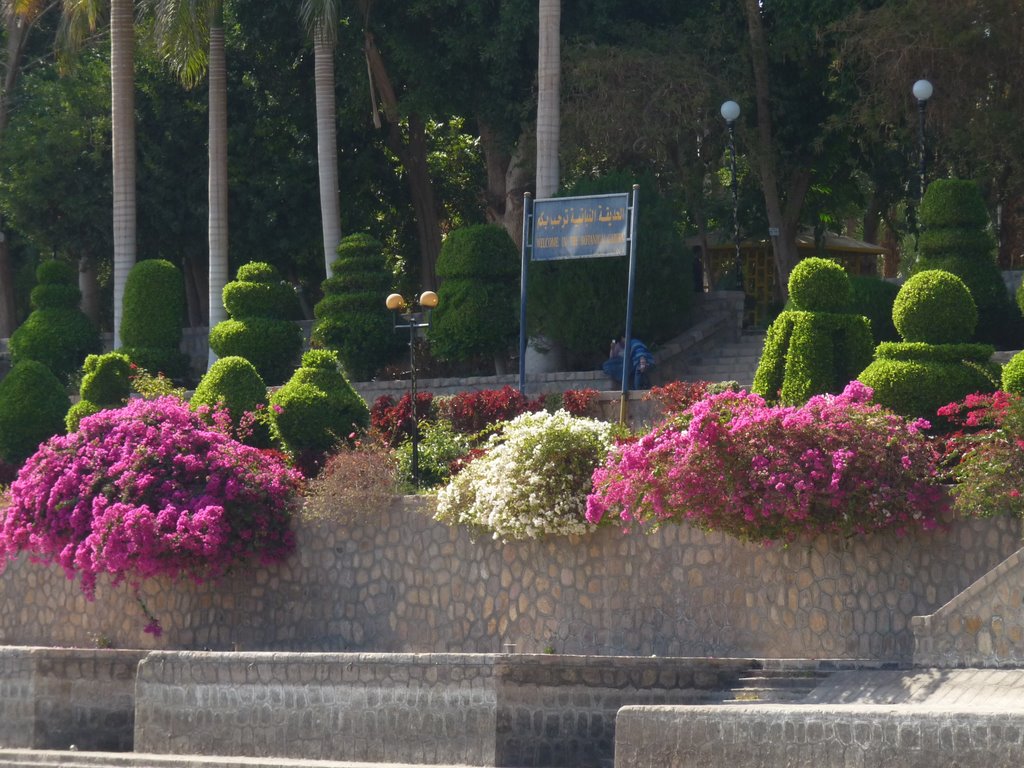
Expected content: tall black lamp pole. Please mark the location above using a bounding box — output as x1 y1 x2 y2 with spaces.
913 79 933 206
721 100 742 287
386 290 439 488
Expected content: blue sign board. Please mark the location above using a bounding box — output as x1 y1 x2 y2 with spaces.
531 193 630 260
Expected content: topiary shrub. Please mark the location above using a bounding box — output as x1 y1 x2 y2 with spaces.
209 262 302 385
66 352 133 432
0 360 71 464
429 225 520 371
269 349 369 473
312 233 403 380
858 270 998 421
526 172 694 364
849 276 900 344
916 178 1022 348
120 259 190 379
752 258 873 405
8 260 101 383
1001 351 1024 395
190 356 270 446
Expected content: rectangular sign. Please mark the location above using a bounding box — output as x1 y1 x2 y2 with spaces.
531 193 630 260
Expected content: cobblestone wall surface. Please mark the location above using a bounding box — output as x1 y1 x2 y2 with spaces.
133 652 748 767
913 548 1024 667
0 497 1019 661
0 647 143 751
614 704 1024 768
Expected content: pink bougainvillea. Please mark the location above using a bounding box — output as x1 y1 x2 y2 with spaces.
586 381 949 543
0 396 302 632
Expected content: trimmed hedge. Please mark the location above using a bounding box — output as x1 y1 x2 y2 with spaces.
893 270 976 344
66 352 132 432
1002 351 1024 395
788 257 850 312
0 360 70 464
121 259 189 379
849 276 900 344
191 356 270 446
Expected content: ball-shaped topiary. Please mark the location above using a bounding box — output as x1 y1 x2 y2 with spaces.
190 356 270 446
66 352 133 432
0 360 71 464
8 260 101 383
430 224 520 367
312 234 403 380
269 349 369 470
209 261 303 385
1002 351 1024 395
120 259 190 379
788 257 850 312
919 178 991 230
892 270 977 344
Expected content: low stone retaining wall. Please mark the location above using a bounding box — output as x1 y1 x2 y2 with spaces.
0 647 143 751
134 652 747 767
614 704 1024 768
0 499 1019 661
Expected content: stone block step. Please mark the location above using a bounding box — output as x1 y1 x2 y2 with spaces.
0 751 567 768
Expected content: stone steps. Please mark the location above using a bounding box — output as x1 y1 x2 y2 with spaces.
719 669 832 704
684 331 766 386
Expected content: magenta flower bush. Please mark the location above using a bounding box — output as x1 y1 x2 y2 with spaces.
586 382 949 543
0 396 302 633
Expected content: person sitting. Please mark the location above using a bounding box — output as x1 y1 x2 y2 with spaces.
602 336 655 390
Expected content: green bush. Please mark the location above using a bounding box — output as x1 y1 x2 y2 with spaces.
526 172 694 362
0 360 71 464
191 356 270 445
915 179 1022 348
66 352 133 431
269 349 369 468
120 259 189 379
210 261 303 385
430 225 520 367
8 260 101 383
311 234 402 380
849 276 900 344
788 257 849 312
395 419 471 490
893 270 976 344
1002 351 1024 395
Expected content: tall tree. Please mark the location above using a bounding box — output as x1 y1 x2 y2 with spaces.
535 0 559 197
299 0 341 279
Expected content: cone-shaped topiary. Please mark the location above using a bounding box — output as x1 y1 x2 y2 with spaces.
916 178 1022 348
752 258 873 405
858 270 998 421
429 224 520 371
312 234 403 380
191 356 270 446
269 349 369 472
66 352 132 432
0 360 71 464
8 260 101 384
121 259 190 379
209 262 302 385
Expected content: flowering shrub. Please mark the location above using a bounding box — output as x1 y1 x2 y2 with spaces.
559 388 600 417
434 386 544 435
644 380 739 418
396 419 472 490
0 397 302 634
587 382 949 543
938 391 1024 518
435 410 614 540
303 439 398 521
370 393 434 447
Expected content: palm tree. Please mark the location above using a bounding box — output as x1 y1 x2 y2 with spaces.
59 0 137 347
153 0 227 368
536 0 560 198
300 0 342 279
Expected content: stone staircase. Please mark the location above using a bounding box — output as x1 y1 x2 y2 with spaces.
681 330 766 387
719 668 832 704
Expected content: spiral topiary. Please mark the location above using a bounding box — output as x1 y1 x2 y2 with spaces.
209 262 302 385
269 349 369 473
8 260 101 383
0 360 71 464
858 269 997 421
120 259 190 379
190 356 270 446
788 257 850 312
311 234 403 380
66 352 133 432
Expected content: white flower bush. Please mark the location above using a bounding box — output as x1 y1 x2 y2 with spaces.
435 409 615 540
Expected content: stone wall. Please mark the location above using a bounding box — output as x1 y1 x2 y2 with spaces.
614 704 1024 768
913 548 1024 667
0 647 143 751
134 652 745 766
0 498 1019 661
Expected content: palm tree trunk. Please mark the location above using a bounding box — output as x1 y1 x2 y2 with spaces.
0 9 27 338
536 0 560 198
110 0 137 347
207 7 228 368
313 23 341 278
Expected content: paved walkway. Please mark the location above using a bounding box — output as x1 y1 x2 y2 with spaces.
803 668 1024 710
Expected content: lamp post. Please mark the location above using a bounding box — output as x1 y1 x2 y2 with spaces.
721 100 742 288
912 79 933 205
385 290 439 488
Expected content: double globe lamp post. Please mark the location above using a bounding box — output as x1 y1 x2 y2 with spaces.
385 290 439 488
